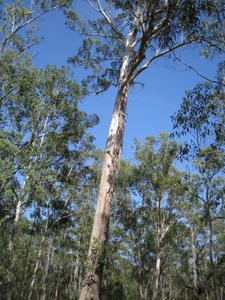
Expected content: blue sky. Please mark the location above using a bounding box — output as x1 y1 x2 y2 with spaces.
32 8 219 162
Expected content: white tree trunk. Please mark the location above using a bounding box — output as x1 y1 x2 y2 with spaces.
9 114 49 256
79 81 130 300
41 233 55 300
152 254 161 300
191 227 198 290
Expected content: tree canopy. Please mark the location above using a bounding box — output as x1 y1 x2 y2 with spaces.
0 1 224 300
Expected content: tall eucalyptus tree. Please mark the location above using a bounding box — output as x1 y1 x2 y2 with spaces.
66 1 222 298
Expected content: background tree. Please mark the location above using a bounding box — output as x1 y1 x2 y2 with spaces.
0 58 98 298
112 135 189 300
172 73 225 300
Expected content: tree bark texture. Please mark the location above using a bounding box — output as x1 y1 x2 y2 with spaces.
79 82 129 300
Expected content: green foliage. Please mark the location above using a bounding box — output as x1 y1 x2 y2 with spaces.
0 1 224 300
66 0 219 93
171 78 225 160
171 65 225 300
108 135 189 299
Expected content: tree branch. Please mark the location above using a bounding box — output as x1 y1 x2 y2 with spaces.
0 12 44 54
132 39 196 82
0 214 15 227
0 88 16 104
96 0 125 42
86 0 100 13
172 52 225 86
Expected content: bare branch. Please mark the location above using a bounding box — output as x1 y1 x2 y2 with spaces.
172 52 225 86
0 12 45 54
68 26 116 39
132 40 196 82
96 0 125 42
0 88 16 104
86 0 100 13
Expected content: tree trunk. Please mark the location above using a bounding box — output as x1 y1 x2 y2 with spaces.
220 287 223 300
68 248 82 299
68 270 74 300
203 219 209 300
74 251 81 292
138 283 144 300
152 253 161 300
169 280 172 300
79 81 130 300
8 179 28 254
27 209 50 300
20 223 35 299
54 252 65 300
160 276 164 300
7 178 28 300
152 196 162 300
78 2 150 297
41 233 55 300
208 212 220 300
191 227 198 291
54 232 66 300
132 230 146 300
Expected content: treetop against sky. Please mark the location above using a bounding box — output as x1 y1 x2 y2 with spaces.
29 4 219 160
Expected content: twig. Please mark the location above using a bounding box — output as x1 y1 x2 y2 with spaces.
172 52 225 86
